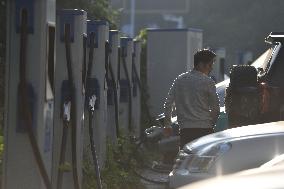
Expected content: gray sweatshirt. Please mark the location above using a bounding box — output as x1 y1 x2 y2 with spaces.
164 70 220 129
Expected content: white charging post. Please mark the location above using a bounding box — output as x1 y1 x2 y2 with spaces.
147 28 203 115
107 30 120 142
119 37 134 133
212 48 226 82
132 40 142 137
4 0 55 189
86 20 109 167
52 9 86 189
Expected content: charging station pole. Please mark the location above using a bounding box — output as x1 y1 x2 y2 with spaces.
86 20 109 167
119 37 134 133
107 30 119 142
52 9 86 189
132 40 142 137
4 0 55 189
213 48 226 82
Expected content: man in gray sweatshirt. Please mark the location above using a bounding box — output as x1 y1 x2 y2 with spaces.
164 49 220 148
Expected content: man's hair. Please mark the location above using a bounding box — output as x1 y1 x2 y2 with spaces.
194 48 216 67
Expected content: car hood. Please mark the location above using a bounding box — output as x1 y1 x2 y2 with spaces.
183 121 284 153
260 154 284 168
180 164 284 189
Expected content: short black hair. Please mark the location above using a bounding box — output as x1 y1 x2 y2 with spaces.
194 48 216 67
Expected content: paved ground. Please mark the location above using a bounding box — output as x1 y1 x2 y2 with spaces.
141 179 167 189
138 168 169 189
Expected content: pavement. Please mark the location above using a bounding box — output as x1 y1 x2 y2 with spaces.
141 179 167 189
138 168 170 189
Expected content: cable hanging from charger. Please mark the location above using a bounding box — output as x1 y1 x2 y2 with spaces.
64 23 81 189
106 42 120 137
121 48 133 132
85 31 103 189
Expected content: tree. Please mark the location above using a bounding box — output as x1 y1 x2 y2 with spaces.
57 0 118 29
187 0 284 71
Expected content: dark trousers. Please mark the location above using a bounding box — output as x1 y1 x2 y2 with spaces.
180 128 214 149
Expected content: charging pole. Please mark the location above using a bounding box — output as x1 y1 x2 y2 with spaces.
119 37 134 133
4 0 55 189
52 9 86 189
86 20 109 167
132 40 142 137
107 30 120 142
213 48 226 82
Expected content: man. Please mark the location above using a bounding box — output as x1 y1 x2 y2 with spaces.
164 49 220 149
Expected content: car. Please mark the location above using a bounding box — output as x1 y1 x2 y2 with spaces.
260 153 284 168
226 32 284 127
178 155 284 189
168 121 284 188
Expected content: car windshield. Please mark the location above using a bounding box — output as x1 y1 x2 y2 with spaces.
216 79 230 107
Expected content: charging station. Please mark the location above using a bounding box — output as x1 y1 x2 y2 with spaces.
211 48 226 82
107 30 120 142
119 37 134 133
147 28 203 116
132 40 142 137
85 20 109 167
236 50 253 65
4 0 55 189
52 9 86 189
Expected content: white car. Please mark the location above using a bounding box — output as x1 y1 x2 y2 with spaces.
178 154 284 189
169 121 284 188
260 153 284 168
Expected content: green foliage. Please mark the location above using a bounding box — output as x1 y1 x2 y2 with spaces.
83 136 145 189
57 0 118 29
82 156 99 189
135 29 147 49
0 136 3 157
187 0 284 70
101 138 144 189
0 129 3 175
58 162 72 172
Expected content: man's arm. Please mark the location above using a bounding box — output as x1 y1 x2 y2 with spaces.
208 80 220 126
164 79 177 128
